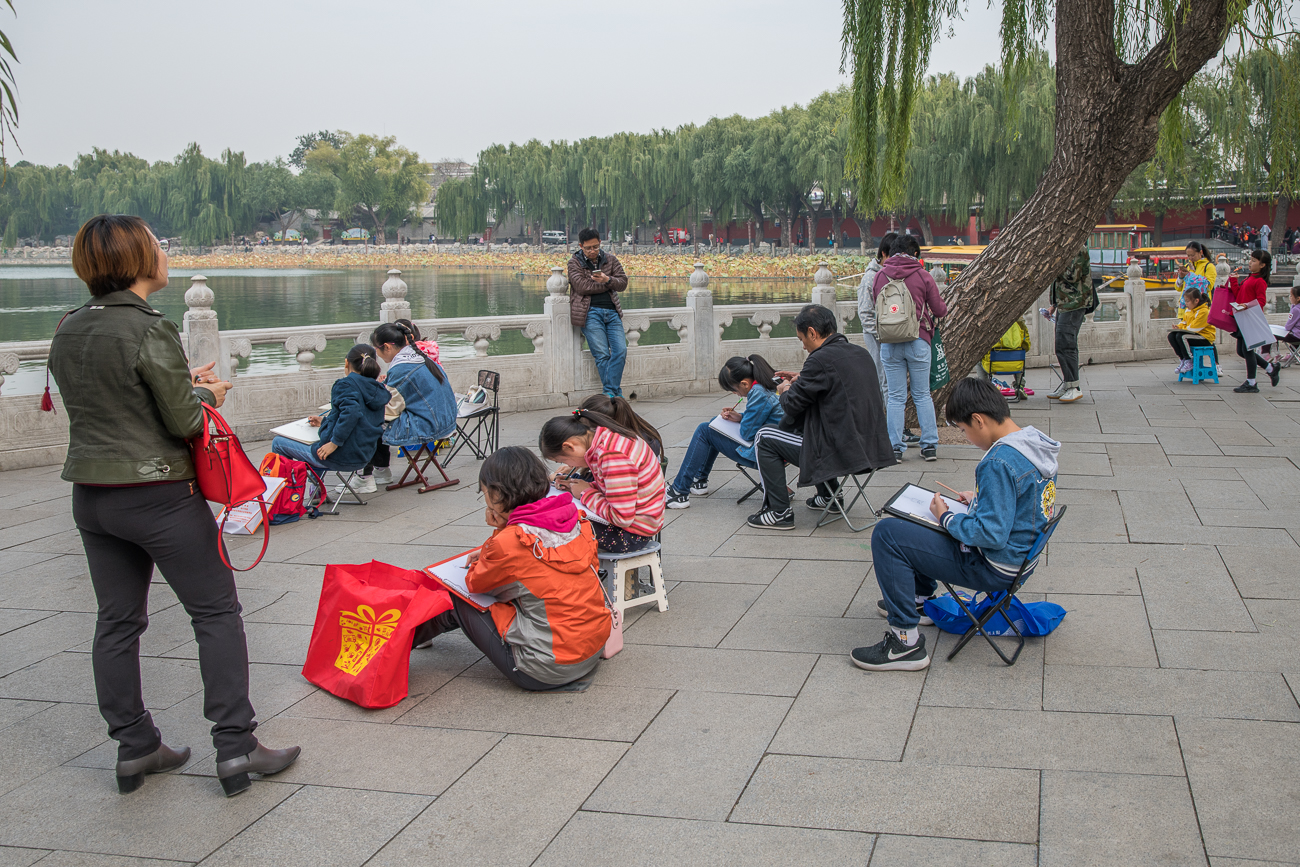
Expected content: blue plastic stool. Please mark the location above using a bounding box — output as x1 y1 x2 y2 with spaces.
1179 345 1219 384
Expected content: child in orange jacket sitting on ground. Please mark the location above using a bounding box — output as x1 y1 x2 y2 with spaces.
412 446 610 690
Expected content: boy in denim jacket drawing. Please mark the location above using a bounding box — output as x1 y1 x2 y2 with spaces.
854 377 1060 671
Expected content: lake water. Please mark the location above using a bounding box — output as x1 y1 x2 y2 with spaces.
0 266 858 394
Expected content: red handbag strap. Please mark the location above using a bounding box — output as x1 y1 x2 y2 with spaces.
217 498 271 572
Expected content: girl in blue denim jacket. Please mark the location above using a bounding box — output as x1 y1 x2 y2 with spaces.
372 322 457 448
665 355 784 509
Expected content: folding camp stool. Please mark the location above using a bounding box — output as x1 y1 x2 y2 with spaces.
734 463 762 504
446 370 501 464
1272 335 1300 369
812 468 879 533
322 470 367 515
388 441 460 494
598 541 668 616
939 505 1067 666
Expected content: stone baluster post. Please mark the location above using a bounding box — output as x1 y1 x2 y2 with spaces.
686 262 714 387
1123 259 1147 352
812 261 837 314
0 352 17 395
380 269 411 324
544 266 576 396
183 275 223 378
284 334 327 372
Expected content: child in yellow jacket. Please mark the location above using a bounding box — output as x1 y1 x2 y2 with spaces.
1168 280 1216 376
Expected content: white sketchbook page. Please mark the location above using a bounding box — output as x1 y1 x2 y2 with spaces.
269 417 320 445
889 484 969 528
425 554 498 608
708 414 751 447
547 484 610 525
216 476 287 534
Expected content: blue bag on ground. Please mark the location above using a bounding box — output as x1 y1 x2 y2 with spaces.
924 592 1066 636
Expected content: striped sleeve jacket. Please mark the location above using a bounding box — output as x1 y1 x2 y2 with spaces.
579 427 665 537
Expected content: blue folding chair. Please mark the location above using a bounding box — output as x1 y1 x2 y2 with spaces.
939 505 1067 665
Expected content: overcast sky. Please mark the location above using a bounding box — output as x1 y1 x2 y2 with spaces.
8 0 1009 168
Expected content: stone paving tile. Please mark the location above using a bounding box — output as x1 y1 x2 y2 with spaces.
368 735 626 867
0 848 45 867
1138 561 1257 632
1040 770 1208 867
1045 665 1300 721
1179 718 1300 863
584 690 790 821
731 754 1039 843
0 702 108 797
589 643 816 696
215 715 501 795
395 678 673 742
768 655 921 761
199 785 430 867
0 767 296 861
0 651 201 708
867 834 1038 867
1215 546 1300 599
535 813 875 867
625 581 763 648
1043 594 1158 667
19 852 191 867
905 706 1185 775
746 560 870 618
919 629 1045 710
719 612 881 655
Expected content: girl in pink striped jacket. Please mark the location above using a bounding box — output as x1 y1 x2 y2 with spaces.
541 408 665 553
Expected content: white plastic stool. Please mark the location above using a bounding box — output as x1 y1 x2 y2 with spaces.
598 541 668 615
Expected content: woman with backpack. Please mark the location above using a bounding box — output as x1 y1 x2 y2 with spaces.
1046 245 1094 403
871 234 947 461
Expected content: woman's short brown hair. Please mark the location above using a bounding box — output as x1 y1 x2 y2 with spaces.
72 214 159 297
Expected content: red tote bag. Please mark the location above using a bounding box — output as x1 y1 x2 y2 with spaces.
302 560 454 709
1208 282 1237 331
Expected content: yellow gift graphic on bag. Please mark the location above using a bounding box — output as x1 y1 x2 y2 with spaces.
335 605 402 675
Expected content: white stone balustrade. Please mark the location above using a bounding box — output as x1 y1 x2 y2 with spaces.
3 260 1297 469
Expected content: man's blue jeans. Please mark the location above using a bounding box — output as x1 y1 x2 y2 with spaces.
582 307 627 397
880 337 938 452
871 518 1012 630
669 422 753 494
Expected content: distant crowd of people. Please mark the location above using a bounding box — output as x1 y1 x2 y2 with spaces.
1210 219 1299 253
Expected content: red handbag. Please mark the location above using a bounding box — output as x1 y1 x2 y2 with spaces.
190 402 270 571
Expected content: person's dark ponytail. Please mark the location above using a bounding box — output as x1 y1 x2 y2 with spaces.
1251 249 1273 284
372 321 444 383
346 343 382 379
718 353 778 393
539 408 639 459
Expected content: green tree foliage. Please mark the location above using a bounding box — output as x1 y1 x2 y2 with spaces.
288 130 344 170
0 0 17 168
307 133 431 245
246 158 337 241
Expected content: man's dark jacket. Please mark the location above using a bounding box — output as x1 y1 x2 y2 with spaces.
778 333 895 485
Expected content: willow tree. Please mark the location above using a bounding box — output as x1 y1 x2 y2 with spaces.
843 0 1293 396
433 173 487 242
1216 40 1300 251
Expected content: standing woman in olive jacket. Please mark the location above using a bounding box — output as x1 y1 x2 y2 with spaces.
48 215 299 798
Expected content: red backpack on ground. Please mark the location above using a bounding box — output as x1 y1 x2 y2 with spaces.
259 453 325 524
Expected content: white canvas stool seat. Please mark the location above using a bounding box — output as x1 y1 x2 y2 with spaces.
598 541 668 615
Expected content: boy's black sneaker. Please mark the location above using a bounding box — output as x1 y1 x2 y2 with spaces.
921 446 937 462
851 631 930 671
893 447 904 463
806 493 844 509
665 488 690 510
1234 381 1260 393
747 507 794 530
902 430 921 444
690 478 710 496
876 597 935 627
1268 364 1281 387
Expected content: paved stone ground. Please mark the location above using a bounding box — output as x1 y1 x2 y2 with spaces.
1 358 1298 866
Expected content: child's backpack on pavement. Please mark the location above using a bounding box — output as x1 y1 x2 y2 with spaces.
258 453 325 524
876 276 920 343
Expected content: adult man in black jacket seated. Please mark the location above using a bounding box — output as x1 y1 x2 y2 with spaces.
748 304 895 530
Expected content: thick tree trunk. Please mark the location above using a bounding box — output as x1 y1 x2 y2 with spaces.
934 0 1231 415
916 214 934 246
1272 194 1290 253
1153 212 1165 246
780 209 792 248
853 215 872 252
